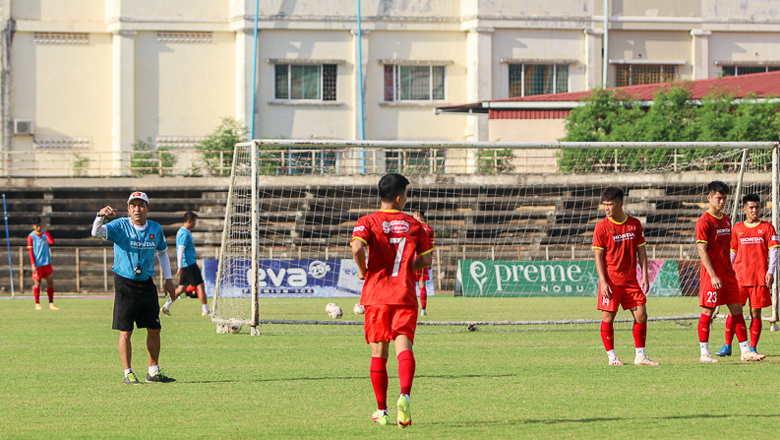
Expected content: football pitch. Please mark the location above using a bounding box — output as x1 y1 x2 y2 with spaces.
1 297 778 439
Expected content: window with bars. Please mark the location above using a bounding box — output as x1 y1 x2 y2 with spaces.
614 64 678 87
508 64 569 97
274 64 337 101
384 65 445 101
721 65 780 76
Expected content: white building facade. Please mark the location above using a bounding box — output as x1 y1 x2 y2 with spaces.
2 0 780 175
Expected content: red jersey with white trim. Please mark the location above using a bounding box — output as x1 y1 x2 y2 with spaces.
695 211 735 278
730 221 779 286
592 215 646 286
351 210 433 306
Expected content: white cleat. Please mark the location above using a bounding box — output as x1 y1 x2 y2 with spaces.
608 357 624 366
741 351 765 362
160 306 171 316
699 354 718 363
420 309 427 316
634 356 660 366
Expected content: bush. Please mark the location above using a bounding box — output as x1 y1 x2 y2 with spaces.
130 138 177 176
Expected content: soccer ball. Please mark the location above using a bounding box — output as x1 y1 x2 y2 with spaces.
353 303 365 315
227 324 242 334
325 302 343 319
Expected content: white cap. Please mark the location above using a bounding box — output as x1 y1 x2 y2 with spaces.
127 191 149 205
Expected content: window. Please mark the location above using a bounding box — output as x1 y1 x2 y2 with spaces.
722 65 780 77
384 65 445 101
508 64 568 97
274 64 337 101
614 64 678 87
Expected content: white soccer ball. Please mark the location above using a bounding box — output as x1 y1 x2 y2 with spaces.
353 303 365 315
326 302 343 319
219 324 241 334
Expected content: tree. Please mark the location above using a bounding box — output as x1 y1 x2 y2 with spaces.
130 138 178 176
197 117 248 176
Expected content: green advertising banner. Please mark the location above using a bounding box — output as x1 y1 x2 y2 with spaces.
457 260 683 298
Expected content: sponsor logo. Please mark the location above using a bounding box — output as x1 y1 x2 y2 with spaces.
611 232 635 243
383 220 410 234
716 228 730 236
130 241 157 248
739 237 765 244
307 260 332 279
469 261 589 294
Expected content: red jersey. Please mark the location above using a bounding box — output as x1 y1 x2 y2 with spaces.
351 210 433 306
592 215 646 286
730 221 779 286
695 211 735 278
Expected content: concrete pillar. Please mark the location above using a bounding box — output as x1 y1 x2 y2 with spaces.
111 30 136 176
235 28 255 134
584 29 604 89
0 0 11 177
351 29 370 140
466 26 493 142
691 30 712 80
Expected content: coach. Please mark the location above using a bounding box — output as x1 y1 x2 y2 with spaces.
92 191 176 385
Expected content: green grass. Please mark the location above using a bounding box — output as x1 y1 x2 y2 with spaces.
1 297 779 439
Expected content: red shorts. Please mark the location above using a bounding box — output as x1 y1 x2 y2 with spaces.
699 274 740 307
740 285 772 309
33 264 53 280
363 304 418 344
597 282 646 313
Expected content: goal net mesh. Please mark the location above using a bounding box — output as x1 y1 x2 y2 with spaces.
210 141 778 334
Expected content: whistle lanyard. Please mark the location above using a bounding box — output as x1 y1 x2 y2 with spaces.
133 225 149 276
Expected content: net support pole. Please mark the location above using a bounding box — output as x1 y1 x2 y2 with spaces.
2 194 14 298
250 139 260 328
730 149 748 222
772 144 779 330
211 141 241 315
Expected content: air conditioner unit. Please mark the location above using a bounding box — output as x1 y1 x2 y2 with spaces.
14 119 35 135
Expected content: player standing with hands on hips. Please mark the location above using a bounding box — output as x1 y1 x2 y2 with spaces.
715 193 776 358
91 191 177 385
592 187 659 366
695 181 763 362
351 173 433 428
28 216 59 310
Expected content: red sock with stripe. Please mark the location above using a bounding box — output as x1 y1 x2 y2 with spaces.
370 357 388 411
723 314 734 345
397 350 416 396
632 322 647 348
600 321 615 351
698 314 711 343
732 314 748 343
750 319 762 349
420 286 427 310
33 287 40 304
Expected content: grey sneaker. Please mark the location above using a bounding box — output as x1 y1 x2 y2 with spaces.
146 370 176 383
123 372 142 385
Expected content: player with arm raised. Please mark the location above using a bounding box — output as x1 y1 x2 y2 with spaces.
351 173 433 429
91 192 177 385
715 193 777 359
592 187 658 366
696 181 763 363
27 216 58 310
412 210 434 316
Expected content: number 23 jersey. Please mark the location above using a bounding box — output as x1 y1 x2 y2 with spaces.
351 210 433 306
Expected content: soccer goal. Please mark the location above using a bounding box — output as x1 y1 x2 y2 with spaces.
209 140 780 334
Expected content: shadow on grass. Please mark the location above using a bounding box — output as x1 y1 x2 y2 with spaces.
181 372 520 385
429 413 780 427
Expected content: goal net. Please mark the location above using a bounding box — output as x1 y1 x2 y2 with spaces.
209 140 779 334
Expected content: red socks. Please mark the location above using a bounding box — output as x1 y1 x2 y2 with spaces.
419 286 427 310
750 319 762 348
370 357 388 411
600 321 614 351
47 287 54 303
732 314 748 343
397 350 416 396
723 314 734 345
698 314 711 343
33 287 40 304
632 322 647 348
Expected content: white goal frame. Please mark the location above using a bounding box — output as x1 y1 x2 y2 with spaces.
211 140 780 333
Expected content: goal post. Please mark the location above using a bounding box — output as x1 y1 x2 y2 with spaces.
209 140 780 334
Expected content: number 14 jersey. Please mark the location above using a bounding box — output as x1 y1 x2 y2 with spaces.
351 210 433 306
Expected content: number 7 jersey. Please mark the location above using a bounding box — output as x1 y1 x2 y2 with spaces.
351 210 433 306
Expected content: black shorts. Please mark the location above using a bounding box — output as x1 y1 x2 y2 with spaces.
178 263 204 287
113 275 161 332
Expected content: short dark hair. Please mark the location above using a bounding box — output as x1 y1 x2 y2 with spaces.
378 173 410 202
183 211 198 222
413 209 425 218
707 181 730 195
31 216 42 225
601 187 624 203
743 193 761 206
